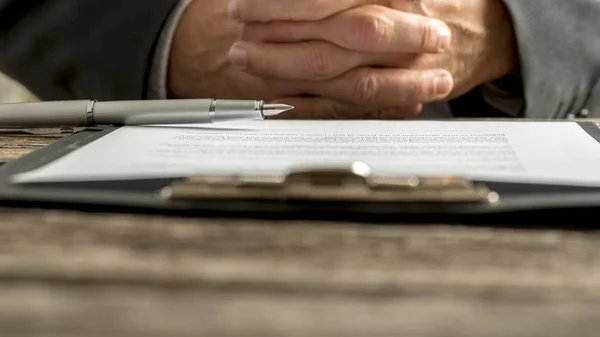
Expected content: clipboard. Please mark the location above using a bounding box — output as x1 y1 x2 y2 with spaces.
1 121 600 226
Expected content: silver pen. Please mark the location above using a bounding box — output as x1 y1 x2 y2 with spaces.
0 99 294 127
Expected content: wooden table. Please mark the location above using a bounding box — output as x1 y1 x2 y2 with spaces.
1 130 600 336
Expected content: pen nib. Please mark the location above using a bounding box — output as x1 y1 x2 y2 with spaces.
262 103 294 117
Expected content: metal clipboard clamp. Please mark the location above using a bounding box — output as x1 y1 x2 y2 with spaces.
161 162 500 204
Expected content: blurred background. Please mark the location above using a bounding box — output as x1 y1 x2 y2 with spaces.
0 73 37 103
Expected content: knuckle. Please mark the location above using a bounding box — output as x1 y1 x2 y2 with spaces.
234 0 255 20
354 72 379 104
420 21 435 50
355 13 389 46
305 0 328 17
402 0 425 11
321 103 344 119
307 0 324 9
400 73 428 103
416 72 435 99
301 43 333 79
416 0 429 10
404 105 422 117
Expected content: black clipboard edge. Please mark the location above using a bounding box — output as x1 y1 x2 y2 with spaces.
1 121 600 227
1 187 600 229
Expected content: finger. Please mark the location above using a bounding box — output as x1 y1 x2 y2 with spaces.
269 96 370 119
387 0 426 13
387 0 458 15
229 0 375 22
244 5 452 53
307 67 454 109
229 40 371 81
361 105 424 119
268 96 422 119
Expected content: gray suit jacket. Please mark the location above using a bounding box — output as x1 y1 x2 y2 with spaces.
0 0 598 118
500 0 600 119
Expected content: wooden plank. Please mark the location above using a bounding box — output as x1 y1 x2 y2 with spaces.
1 209 600 336
1 209 600 300
2 283 600 337
0 132 64 163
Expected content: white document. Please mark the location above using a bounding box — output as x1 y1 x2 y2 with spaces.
11 120 600 187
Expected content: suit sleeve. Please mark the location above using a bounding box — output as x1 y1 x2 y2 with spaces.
147 0 192 99
0 0 180 101
500 0 600 118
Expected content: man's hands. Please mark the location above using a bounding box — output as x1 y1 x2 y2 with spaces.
167 0 517 119
167 0 451 118
229 3 456 118
228 0 518 118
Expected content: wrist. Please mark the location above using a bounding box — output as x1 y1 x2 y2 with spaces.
166 0 243 99
479 0 520 83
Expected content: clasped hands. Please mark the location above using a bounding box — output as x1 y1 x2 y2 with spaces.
169 0 517 119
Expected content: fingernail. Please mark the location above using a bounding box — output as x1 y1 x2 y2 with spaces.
229 45 247 69
433 21 451 51
434 72 453 96
228 0 238 18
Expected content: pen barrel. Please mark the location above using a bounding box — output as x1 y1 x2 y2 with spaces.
92 99 215 125
92 99 264 125
0 100 91 126
0 99 266 127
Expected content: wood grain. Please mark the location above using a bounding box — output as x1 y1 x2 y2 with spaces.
1 209 600 298
3 284 600 337
0 133 65 163
1 130 600 336
2 209 600 336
